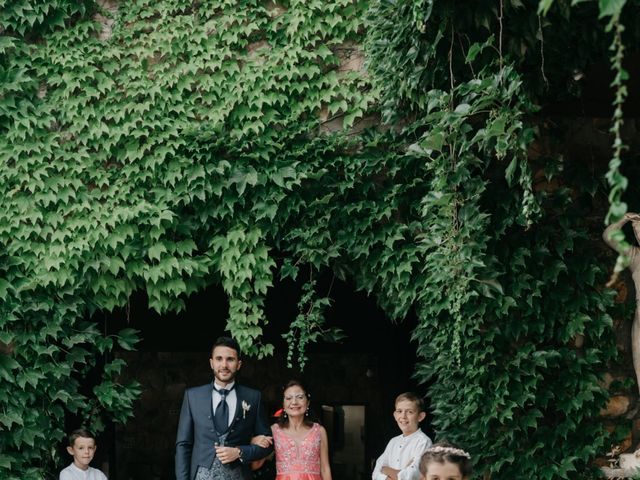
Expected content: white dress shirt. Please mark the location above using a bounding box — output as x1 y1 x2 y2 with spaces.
372 429 432 480
59 463 107 480
212 380 237 428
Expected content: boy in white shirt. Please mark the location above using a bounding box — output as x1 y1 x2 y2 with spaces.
59 429 107 480
372 392 433 480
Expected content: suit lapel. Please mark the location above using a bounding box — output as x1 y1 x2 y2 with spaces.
229 384 245 430
207 382 220 442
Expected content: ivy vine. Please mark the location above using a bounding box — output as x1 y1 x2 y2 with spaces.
0 0 637 478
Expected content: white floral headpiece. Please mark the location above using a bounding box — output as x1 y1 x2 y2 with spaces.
425 445 471 459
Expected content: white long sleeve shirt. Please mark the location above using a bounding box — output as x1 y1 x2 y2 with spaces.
59 463 107 480
372 429 432 480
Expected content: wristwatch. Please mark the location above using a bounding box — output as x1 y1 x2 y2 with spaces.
237 447 243 462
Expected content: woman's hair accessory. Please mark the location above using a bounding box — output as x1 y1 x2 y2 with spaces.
425 445 471 459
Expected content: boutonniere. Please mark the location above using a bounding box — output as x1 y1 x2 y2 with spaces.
242 400 251 419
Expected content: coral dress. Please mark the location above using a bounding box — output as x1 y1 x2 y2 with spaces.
272 422 322 480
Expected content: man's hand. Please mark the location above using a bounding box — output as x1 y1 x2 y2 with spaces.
215 445 242 464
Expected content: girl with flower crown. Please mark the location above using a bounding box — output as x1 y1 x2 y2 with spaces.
418 442 472 480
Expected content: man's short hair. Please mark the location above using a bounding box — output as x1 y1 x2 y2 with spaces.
68 428 96 447
395 392 425 412
211 336 242 359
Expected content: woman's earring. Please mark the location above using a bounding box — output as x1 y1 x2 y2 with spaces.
305 407 309 417
283 411 288 419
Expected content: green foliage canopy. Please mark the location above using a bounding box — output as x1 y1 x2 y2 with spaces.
0 0 634 478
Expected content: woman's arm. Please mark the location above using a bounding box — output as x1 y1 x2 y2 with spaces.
603 213 640 252
319 425 333 480
249 435 273 471
250 435 273 448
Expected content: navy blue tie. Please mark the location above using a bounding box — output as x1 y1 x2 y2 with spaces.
214 388 230 433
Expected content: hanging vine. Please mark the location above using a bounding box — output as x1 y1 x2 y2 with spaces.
602 5 631 285
1 0 638 478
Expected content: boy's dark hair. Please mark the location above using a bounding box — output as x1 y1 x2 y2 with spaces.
419 441 473 477
395 392 425 412
68 428 96 447
211 336 242 359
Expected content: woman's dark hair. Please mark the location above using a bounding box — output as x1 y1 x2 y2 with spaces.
419 441 473 478
277 379 314 428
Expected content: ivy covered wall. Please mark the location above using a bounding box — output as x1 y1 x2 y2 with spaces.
1 0 638 478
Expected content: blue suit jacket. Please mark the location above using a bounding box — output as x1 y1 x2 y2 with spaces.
175 382 273 480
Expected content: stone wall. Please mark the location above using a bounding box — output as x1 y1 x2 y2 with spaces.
89 1 640 474
101 115 640 479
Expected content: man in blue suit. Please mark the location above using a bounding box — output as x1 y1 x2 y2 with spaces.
175 336 273 480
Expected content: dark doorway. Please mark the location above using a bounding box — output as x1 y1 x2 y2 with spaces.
99 276 427 480
323 404 367 480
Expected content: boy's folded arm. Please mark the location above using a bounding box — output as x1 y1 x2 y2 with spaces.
381 465 400 479
372 447 391 480
396 450 425 480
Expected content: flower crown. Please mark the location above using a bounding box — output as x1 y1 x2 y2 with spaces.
425 445 471 459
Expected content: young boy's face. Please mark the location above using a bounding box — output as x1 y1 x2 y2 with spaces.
67 436 97 470
393 399 426 436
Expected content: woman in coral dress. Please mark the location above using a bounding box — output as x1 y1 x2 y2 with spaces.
253 380 332 480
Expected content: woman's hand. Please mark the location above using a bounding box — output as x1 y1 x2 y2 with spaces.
625 212 640 222
250 435 273 448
